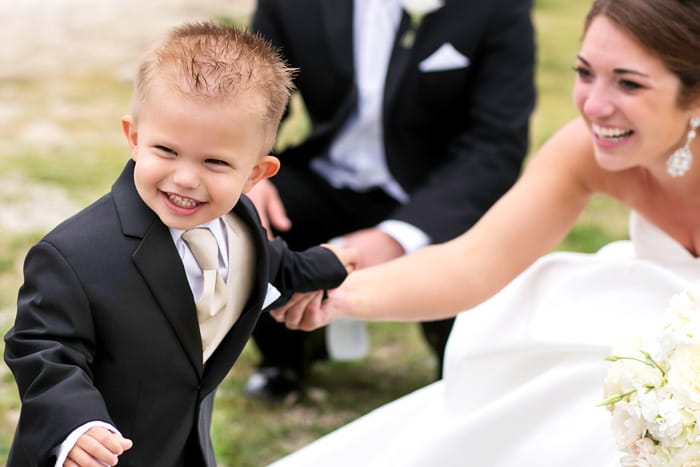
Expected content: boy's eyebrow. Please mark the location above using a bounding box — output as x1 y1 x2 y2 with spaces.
576 55 650 78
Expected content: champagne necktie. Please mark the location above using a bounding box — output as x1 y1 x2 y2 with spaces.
182 227 227 323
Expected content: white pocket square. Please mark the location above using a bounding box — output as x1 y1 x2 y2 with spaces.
262 283 282 309
419 42 470 72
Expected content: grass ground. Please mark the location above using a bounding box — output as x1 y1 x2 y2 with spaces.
0 0 629 465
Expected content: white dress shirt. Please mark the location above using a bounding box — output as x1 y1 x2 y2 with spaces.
310 0 430 253
170 217 229 302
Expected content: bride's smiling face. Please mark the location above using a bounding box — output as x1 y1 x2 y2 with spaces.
572 15 695 174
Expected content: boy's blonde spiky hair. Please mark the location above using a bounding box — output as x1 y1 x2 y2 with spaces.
133 21 295 150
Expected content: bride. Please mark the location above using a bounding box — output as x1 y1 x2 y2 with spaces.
269 0 700 465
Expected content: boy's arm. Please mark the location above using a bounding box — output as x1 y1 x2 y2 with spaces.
4 241 114 466
264 238 355 308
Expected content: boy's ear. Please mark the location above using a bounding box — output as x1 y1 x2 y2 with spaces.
243 155 281 193
121 115 138 160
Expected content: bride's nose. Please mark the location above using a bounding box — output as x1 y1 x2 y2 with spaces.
582 83 615 120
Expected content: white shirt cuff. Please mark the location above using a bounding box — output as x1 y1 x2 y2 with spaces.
377 220 430 254
54 421 120 467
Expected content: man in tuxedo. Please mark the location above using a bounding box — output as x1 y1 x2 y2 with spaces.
245 0 536 400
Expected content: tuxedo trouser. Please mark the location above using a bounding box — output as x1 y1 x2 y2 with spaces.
251 165 454 378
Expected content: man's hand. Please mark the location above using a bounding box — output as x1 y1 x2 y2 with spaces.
246 179 291 239
339 228 404 268
64 426 132 467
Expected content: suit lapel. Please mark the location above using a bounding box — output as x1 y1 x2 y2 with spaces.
384 11 414 112
320 0 354 79
133 223 203 376
113 160 204 376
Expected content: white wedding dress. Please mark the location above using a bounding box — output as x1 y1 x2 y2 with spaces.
269 212 700 467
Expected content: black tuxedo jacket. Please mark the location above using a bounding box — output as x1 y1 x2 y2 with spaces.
4 160 346 466
253 0 536 243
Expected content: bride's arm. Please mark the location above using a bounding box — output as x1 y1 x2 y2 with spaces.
274 118 601 329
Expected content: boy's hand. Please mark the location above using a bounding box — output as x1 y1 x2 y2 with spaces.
320 243 357 274
270 244 356 330
64 426 132 467
271 278 356 332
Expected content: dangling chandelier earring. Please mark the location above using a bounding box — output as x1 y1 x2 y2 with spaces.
666 116 700 177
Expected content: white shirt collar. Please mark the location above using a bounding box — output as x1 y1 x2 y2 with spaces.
170 217 229 269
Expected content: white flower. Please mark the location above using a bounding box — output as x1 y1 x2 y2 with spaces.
603 347 664 397
667 343 700 410
634 437 657 461
611 402 645 450
601 287 700 466
398 0 444 48
641 394 684 446
399 0 444 18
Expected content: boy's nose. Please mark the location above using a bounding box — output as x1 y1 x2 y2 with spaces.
172 165 200 189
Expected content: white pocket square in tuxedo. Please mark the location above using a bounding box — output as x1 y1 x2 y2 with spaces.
419 42 470 72
262 283 281 309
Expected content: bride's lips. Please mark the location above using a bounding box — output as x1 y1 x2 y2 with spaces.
591 123 634 149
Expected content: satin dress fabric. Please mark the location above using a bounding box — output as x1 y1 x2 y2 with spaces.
270 212 700 467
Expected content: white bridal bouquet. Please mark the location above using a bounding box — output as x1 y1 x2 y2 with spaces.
601 288 700 466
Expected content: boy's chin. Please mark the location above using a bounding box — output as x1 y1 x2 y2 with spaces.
157 211 231 231
156 214 204 232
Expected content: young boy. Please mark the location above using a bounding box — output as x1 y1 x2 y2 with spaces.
4 22 353 467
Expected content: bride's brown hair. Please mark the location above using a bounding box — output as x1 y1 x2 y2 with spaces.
584 0 700 108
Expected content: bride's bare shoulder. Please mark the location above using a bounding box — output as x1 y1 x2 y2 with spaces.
536 118 593 161
526 118 598 185
534 118 636 192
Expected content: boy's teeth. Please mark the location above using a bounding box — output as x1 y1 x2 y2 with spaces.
168 193 199 208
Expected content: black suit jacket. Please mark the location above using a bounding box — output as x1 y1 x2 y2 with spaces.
253 0 536 243
4 160 346 467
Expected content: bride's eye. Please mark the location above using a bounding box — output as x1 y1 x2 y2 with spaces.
573 66 593 81
618 79 643 92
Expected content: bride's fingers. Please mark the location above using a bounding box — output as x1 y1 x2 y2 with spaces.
269 292 309 324
269 309 295 325
293 292 325 331
284 292 322 330
269 291 323 330
269 306 287 323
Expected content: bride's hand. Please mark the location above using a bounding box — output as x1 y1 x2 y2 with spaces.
270 286 350 331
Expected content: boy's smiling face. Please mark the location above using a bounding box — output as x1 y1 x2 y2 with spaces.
122 80 279 231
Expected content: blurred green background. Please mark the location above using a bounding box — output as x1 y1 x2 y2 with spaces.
0 0 628 465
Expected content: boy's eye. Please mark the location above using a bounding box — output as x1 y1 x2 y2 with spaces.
155 145 176 155
206 159 231 168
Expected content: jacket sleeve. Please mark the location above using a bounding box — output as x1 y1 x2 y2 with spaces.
4 241 113 466
265 237 348 308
